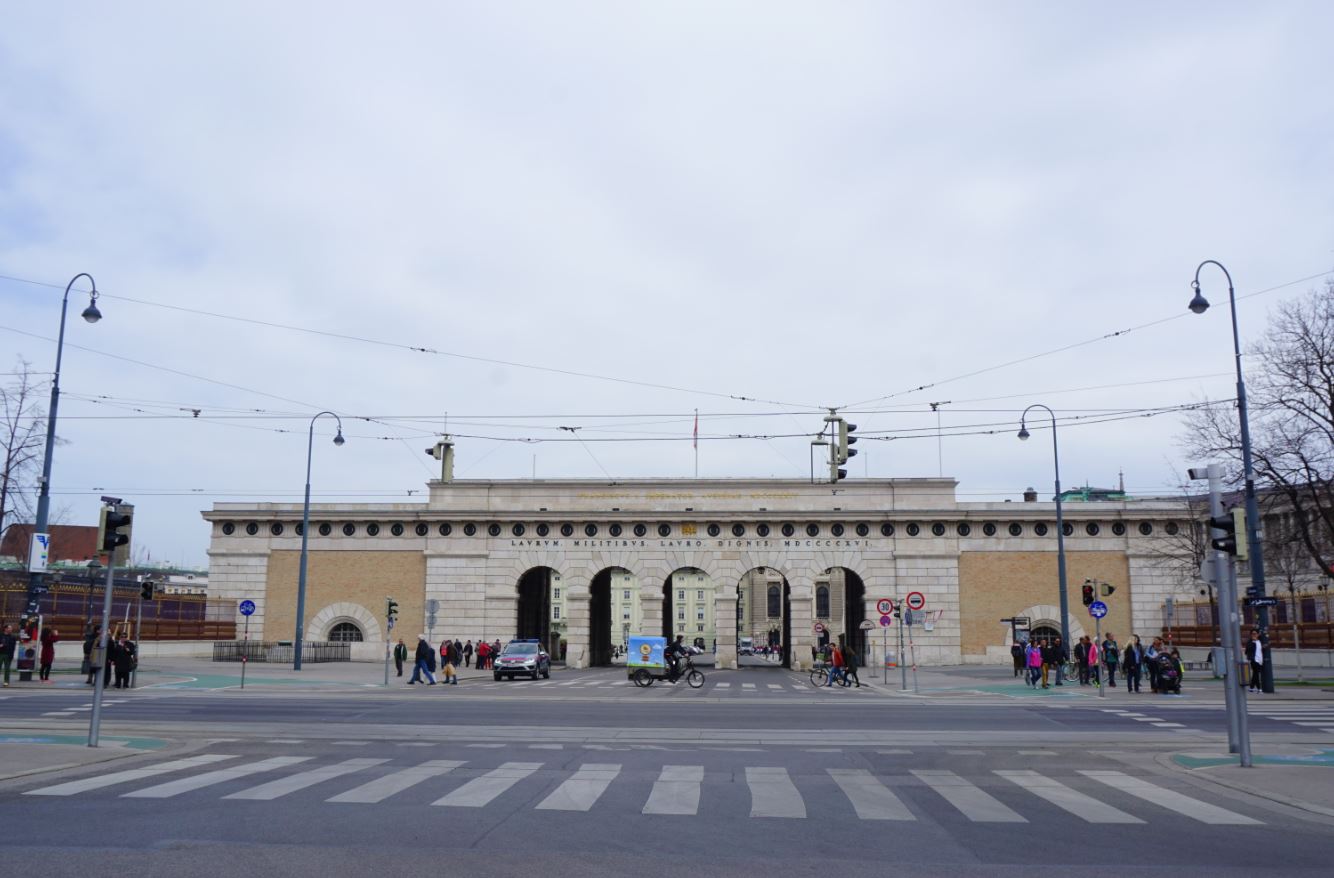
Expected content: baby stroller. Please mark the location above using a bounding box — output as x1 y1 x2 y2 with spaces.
1156 653 1182 694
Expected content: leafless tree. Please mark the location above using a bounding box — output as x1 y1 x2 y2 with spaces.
0 360 48 543
1145 477 1218 643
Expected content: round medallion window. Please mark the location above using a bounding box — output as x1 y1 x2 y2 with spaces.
831 523 845 537
438 523 452 536
983 522 997 537
806 524 819 537
1165 521 1180 536
221 522 235 536
1112 522 1126 536
658 524 672 537
707 523 721 537
295 523 304 536
415 523 429 536
1085 522 1100 536
585 523 598 537
881 523 895 537
856 523 869 537
464 523 477 537
536 523 550 537
561 524 574 537
245 522 259 536
782 523 796 537
1061 523 1073 537
1139 522 1153 536
512 523 525 537
319 523 332 536
906 523 921 537
609 523 622 537
634 524 647 537
956 523 971 537
931 523 946 537
367 523 380 536
732 524 746 537
343 523 356 536
391 523 404 536
1008 523 1023 537
488 524 501 537
1035 523 1049 536
757 523 771 537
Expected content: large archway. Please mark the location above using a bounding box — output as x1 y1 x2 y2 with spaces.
822 567 867 666
664 567 714 657
516 566 556 652
737 567 792 669
590 567 636 667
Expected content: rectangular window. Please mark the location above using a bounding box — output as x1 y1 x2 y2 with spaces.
553 587 560 600
696 590 704 600
623 590 631 600
623 611 631 620
678 590 685 600
696 624 704 632
697 610 705 621
677 610 685 621
553 606 560 620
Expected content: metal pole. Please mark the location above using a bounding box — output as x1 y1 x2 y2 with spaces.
1095 615 1104 698
240 615 249 690
899 610 907 691
1020 405 1070 647
295 411 343 670
1223 558 1253 766
131 596 142 688
883 627 888 685
88 557 115 747
1205 463 1243 756
383 633 390 687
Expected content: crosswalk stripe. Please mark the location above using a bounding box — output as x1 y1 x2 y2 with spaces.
1079 771 1262 824
328 760 465 803
828 769 914 820
715 682 731 688
742 683 756 689
224 758 387 801
433 762 542 807
912 770 1025 822
26 755 237 797
996 770 1141 823
123 756 311 799
643 765 704 815
767 684 783 690
536 763 620 811
746 767 805 818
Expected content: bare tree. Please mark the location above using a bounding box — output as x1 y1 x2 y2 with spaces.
1183 281 1334 583
0 360 48 543
1145 478 1218 643
1266 510 1314 681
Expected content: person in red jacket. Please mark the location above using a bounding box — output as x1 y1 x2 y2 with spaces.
825 642 846 686
477 640 490 670
40 627 59 682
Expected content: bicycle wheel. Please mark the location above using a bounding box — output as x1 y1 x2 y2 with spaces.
632 668 653 688
686 669 705 688
810 669 828 687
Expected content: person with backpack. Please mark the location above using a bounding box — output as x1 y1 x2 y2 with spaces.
842 637 861 688
407 635 436 685
1102 633 1119 688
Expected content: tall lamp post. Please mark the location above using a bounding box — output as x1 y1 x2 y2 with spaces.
293 411 344 670
1188 260 1273 693
1018 404 1071 648
25 275 101 622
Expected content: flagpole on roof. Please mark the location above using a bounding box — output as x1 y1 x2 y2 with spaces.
693 409 699 479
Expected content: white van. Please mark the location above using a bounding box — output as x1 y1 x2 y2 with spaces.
738 636 754 656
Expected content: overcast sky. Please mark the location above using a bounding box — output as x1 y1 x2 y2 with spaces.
2 2 1331 568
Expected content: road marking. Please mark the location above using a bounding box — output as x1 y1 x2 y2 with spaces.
877 749 914 755
466 743 504 748
1292 722 1334 726
742 683 756 690
828 769 914 820
123 756 311 798
746 767 805 818
41 712 75 717
767 684 783 690
433 762 542 807
912 770 1025 822
529 744 564 749
224 758 386 800
948 750 985 755
266 739 304 744
536 763 620 811
715 682 731 688
996 770 1141 823
643 765 703 815
331 740 370 746
1151 722 1186 728
1019 750 1058 756
26 755 237 797
1079 770 1261 824
328 760 464 803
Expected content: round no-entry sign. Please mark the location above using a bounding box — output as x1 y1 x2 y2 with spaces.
905 591 926 611
876 598 894 615
813 621 826 634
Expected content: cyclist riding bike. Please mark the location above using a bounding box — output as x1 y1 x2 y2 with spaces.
664 635 687 682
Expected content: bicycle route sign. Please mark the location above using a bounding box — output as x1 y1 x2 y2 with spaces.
1088 600 1108 619
238 600 256 617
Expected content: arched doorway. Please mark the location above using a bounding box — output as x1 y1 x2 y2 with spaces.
822 567 867 666
1029 624 1060 644
737 567 791 669
516 567 556 651
590 567 635 667
664 567 713 653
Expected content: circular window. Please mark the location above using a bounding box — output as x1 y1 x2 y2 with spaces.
391 523 404 536
906 523 921 537
415 523 429 536
438 523 452 536
1061 523 1073 536
881 523 895 537
463 523 477 537
512 523 525 537
488 524 501 537
806 524 819 537
856 523 869 537
658 524 671 537
983 522 997 536
328 621 364 643
294 523 304 536
634 524 647 537
831 523 845 537
1165 521 1180 536
561 524 574 537
367 523 380 536
609 523 622 537
1112 522 1126 536
757 523 771 537
1035 523 1049 536
245 522 259 536
343 523 356 536
732 524 746 537
319 523 332 536
536 523 550 537
585 523 598 537
931 523 946 537
1008 523 1023 537
1085 522 1100 536
707 523 720 537
221 522 236 536
957 523 971 537
1139 522 1153 536
782 523 796 537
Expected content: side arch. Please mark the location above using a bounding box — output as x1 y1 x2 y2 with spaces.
306 601 382 643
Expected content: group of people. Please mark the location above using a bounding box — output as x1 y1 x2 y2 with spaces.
1013 633 1186 694
81 626 137 689
0 624 63 686
394 636 505 685
814 639 861 687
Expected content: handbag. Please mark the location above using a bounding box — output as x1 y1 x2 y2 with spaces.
81 658 90 675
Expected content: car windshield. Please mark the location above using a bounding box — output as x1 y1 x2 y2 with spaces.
504 643 538 655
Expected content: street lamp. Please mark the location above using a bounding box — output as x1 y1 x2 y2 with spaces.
293 411 345 670
26 274 101 621
1018 404 1071 649
1188 260 1272 693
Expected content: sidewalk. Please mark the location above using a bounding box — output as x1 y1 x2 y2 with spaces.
0 735 169 783
1165 745 1334 818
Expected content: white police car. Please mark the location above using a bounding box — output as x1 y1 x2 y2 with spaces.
493 639 551 681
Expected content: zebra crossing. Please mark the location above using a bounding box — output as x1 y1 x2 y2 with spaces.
514 676 874 694
21 755 1264 825
1250 704 1334 734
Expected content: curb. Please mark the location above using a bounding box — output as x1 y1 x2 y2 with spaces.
1156 751 1334 819
0 744 146 784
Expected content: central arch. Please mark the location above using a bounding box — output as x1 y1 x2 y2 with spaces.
590 566 636 667
664 567 714 656
737 566 792 669
516 566 557 651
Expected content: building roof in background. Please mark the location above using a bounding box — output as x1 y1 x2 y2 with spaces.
0 524 98 564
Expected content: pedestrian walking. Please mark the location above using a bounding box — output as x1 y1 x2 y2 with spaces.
1052 636 1068 686
1025 640 1042 687
1102 633 1119 688
477 640 489 670
1247 629 1264 693
393 638 407 677
1010 641 1024 677
39 627 58 682
843 637 861 687
1074 636 1090 685
0 624 16 687
1039 638 1054 689
84 626 103 686
1087 636 1100 687
825 641 846 686
112 635 136 689
407 634 437 685
441 640 459 685
1123 636 1143 693
464 640 474 668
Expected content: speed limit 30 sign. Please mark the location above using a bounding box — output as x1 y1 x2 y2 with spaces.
876 598 894 615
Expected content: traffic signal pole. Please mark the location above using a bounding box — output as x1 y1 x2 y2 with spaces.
88 556 115 747
1200 463 1251 765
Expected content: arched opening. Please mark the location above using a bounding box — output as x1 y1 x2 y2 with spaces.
664 568 713 654
737 567 791 669
825 567 867 667
1029 624 1060 644
327 621 364 642
516 567 557 654
590 567 635 667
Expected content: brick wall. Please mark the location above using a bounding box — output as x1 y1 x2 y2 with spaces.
265 550 426 642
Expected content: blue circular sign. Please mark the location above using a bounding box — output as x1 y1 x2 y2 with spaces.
238 599 256 616
1088 600 1108 619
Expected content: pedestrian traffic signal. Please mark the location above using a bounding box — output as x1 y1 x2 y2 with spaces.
1081 582 1095 606
140 580 155 601
1210 507 1248 558
1100 583 1115 597
386 597 399 621
97 503 133 558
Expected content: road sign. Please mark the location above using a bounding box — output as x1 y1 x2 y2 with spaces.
426 598 439 614
879 614 893 627
859 620 876 630
905 591 926 611
903 609 915 626
1245 596 1279 608
1088 600 1108 619
238 600 256 616
876 598 894 615
813 621 826 634
387 617 396 630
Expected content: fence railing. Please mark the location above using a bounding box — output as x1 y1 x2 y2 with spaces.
212 640 350 663
1 574 236 641
1164 624 1334 650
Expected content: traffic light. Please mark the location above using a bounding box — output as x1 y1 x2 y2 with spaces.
1210 507 1248 559
140 580 155 601
1081 582 1095 606
386 597 399 622
1100 582 1115 597
97 503 133 563
828 417 858 482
